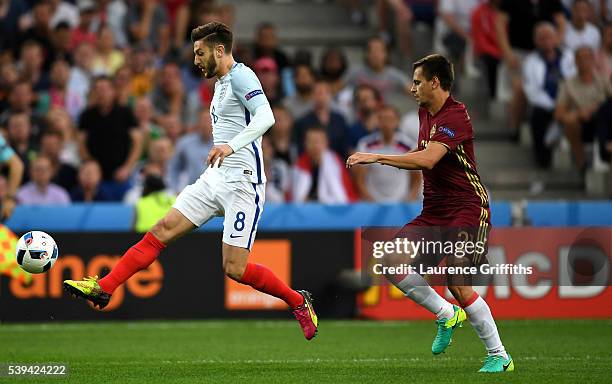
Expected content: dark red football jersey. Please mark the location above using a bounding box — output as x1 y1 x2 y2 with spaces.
417 95 490 223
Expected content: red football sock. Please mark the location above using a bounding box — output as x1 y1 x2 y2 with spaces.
239 263 304 308
99 232 166 294
460 291 480 308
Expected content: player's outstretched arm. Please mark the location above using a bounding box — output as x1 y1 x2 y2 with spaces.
347 142 447 170
378 142 447 170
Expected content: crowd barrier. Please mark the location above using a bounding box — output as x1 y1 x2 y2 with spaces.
4 201 612 232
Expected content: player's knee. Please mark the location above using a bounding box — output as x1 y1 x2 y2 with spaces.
223 258 246 280
150 216 175 243
448 285 473 305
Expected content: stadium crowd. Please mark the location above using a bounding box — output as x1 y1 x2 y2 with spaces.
0 0 610 217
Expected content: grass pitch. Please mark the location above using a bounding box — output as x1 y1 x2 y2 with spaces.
0 319 610 383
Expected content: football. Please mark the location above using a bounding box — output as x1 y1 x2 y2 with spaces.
16 231 59 274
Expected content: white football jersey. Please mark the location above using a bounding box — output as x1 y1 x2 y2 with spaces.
210 62 268 183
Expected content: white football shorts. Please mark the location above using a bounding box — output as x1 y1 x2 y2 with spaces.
172 166 265 250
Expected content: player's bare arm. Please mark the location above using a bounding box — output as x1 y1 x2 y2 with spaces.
346 141 447 170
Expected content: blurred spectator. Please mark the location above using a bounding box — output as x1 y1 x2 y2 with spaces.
70 0 97 50
564 0 601 52
66 42 94 120
37 129 77 191
78 76 143 200
595 23 612 79
345 37 411 104
262 134 290 203
254 57 282 107
523 22 576 168
0 132 24 219
94 0 129 48
292 126 357 203
151 61 188 122
354 105 421 202
134 96 163 156
592 0 612 23
283 63 315 120
159 113 183 144
128 0 170 57
124 136 173 203
0 63 19 114
50 21 74 64
269 105 296 165
16 155 70 205
6 112 36 176
434 0 480 68
144 136 173 178
49 0 79 29
253 22 291 95
133 170 176 232
347 84 382 148
377 0 436 56
46 107 80 167
114 65 136 107
555 46 611 171
92 26 125 76
471 0 503 98
17 1 53 70
497 0 566 137
167 108 212 192
320 48 348 92
294 80 350 157
0 81 46 137
18 40 49 92
319 47 353 120
253 22 290 74
38 59 74 115
0 0 29 58
163 0 189 50
128 43 156 97
70 159 111 202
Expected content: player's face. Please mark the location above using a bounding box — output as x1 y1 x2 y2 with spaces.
411 67 433 108
193 40 218 79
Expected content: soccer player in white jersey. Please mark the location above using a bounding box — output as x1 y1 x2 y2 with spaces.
64 22 318 340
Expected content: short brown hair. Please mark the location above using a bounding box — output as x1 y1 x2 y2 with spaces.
413 54 454 91
191 22 233 53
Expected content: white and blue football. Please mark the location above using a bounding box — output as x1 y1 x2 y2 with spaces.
16 231 59 274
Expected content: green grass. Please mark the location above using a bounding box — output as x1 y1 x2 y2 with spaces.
0 319 611 383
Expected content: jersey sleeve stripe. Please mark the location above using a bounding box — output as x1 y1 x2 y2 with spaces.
428 140 451 151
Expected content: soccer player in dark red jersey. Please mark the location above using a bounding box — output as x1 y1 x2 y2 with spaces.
347 54 513 373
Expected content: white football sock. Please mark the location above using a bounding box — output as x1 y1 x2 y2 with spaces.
395 273 455 319
464 295 508 359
